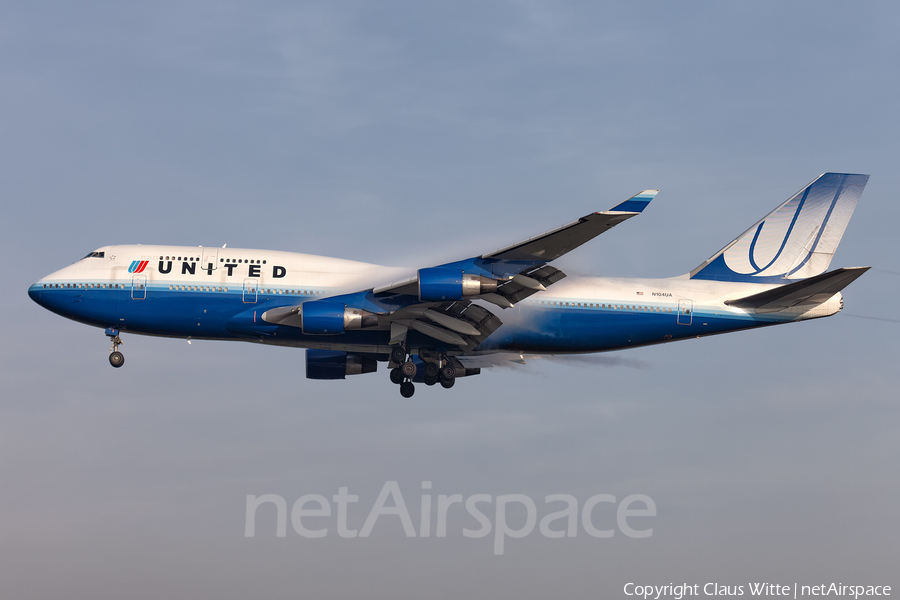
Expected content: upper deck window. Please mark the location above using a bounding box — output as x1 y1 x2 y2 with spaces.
83 251 105 259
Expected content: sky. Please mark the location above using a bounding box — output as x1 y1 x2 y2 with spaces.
1 1 898 598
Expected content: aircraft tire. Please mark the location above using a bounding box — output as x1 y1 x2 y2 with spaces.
109 352 125 368
389 368 404 385
400 381 415 398
440 364 456 381
424 374 438 386
440 377 455 389
401 360 417 379
424 362 440 378
390 346 406 364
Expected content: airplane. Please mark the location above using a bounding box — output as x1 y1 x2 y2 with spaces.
28 172 870 397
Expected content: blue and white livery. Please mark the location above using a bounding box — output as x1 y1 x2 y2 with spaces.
28 174 870 397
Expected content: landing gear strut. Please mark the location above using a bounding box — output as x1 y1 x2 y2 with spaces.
390 345 416 397
106 328 124 368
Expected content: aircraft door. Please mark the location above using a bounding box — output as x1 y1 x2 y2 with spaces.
132 275 147 300
202 248 219 271
677 299 692 325
243 278 258 304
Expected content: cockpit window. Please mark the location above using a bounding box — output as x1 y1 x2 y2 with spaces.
83 251 105 259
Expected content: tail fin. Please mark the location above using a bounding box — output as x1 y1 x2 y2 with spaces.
690 173 869 283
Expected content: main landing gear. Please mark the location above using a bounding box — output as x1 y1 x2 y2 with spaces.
106 328 124 368
389 346 456 397
389 345 419 397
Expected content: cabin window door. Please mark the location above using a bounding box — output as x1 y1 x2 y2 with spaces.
243 278 258 304
677 299 693 325
132 275 147 300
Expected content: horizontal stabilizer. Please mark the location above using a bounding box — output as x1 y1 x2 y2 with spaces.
725 267 869 312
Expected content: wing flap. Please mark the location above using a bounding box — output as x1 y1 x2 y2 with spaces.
494 265 566 305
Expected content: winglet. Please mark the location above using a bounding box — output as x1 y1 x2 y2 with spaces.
608 190 659 213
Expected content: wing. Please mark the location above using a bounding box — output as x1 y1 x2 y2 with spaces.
482 190 658 262
372 189 658 299
263 190 658 352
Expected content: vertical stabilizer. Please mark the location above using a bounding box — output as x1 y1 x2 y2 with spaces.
690 173 868 282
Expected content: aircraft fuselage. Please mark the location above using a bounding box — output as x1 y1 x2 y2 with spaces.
28 244 840 357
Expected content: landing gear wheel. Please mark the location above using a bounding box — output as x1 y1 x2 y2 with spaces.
440 364 456 381
109 351 125 368
107 330 124 368
424 374 439 386
401 360 417 379
424 362 440 379
440 377 455 389
389 368 404 385
390 346 407 364
400 381 415 398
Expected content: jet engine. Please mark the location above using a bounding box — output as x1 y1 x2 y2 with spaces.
417 267 498 301
300 301 378 334
261 301 378 334
306 349 377 379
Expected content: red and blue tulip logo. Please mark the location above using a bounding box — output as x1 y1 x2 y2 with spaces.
128 260 149 274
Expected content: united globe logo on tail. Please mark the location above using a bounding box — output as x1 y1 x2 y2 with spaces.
690 173 868 283
128 260 149 274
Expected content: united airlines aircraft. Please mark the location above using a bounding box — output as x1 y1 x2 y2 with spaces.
29 173 869 397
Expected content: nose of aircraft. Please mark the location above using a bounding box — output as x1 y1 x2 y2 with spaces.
28 283 45 306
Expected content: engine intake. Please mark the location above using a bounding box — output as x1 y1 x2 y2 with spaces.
417 267 498 301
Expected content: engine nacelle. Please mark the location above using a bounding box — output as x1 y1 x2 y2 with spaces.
306 349 377 380
300 301 377 335
417 267 498 301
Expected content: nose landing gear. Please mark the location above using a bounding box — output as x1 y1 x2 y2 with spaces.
106 328 124 368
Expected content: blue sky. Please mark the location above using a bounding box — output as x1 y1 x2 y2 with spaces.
2 1 898 598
